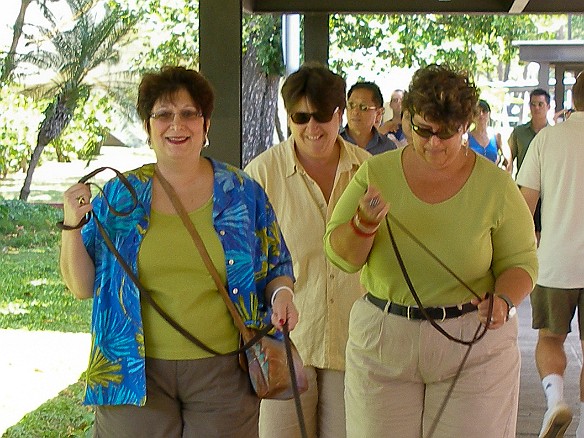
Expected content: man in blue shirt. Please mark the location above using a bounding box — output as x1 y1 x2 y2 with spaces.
340 81 397 155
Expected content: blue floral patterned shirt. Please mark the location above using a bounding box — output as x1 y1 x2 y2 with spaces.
80 160 294 406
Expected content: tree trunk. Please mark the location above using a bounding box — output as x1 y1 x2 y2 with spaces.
19 98 72 201
241 43 280 168
1 0 33 83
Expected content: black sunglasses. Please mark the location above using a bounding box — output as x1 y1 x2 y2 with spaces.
290 107 339 124
410 114 461 140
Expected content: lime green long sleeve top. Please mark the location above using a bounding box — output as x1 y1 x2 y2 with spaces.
324 149 538 307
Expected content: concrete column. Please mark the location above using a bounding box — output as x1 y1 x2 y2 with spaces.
304 13 329 65
200 0 242 167
538 62 550 92
554 65 566 110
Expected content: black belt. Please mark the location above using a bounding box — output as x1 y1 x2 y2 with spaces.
365 293 477 321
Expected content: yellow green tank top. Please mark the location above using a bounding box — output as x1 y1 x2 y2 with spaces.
138 197 239 359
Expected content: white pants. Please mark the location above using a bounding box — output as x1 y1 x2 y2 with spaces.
259 366 346 438
345 296 520 438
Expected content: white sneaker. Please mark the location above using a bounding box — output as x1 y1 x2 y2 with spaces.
539 402 573 438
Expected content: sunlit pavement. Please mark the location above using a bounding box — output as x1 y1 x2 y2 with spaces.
517 298 582 437
0 329 90 435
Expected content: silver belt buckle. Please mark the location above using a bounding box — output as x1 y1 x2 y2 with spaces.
440 307 446 322
407 306 412 320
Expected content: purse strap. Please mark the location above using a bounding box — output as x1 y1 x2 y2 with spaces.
154 168 251 338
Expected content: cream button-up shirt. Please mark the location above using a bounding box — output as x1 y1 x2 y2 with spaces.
245 135 371 370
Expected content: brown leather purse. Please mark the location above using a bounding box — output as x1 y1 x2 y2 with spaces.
155 169 308 400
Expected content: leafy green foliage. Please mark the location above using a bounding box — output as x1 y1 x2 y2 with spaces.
329 14 559 81
0 85 47 178
3 379 93 438
243 13 285 76
0 200 91 332
48 93 112 162
126 0 200 73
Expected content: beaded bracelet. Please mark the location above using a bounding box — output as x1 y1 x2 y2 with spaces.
353 213 379 234
356 207 380 227
350 214 378 237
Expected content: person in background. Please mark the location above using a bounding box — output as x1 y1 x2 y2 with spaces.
517 71 584 438
59 66 297 438
468 99 509 169
245 62 371 438
340 81 397 155
400 97 413 146
508 88 550 243
325 64 538 438
508 88 550 174
379 89 407 146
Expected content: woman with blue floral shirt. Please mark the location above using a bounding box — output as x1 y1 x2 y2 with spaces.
59 66 297 437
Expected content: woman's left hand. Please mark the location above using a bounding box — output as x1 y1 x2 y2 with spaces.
271 292 299 332
471 294 509 330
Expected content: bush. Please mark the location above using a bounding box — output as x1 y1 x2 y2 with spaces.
0 199 62 248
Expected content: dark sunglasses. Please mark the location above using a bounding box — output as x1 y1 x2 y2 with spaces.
290 107 339 124
410 114 461 140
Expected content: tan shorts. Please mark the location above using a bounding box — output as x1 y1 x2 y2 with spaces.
530 284 584 337
93 355 259 438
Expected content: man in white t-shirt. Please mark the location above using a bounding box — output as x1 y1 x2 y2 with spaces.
517 71 584 438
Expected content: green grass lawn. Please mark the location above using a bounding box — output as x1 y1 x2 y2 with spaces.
1 199 93 437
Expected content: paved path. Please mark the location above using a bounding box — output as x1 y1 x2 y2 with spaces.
0 330 90 435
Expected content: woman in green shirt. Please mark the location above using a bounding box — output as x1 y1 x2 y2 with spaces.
325 64 538 438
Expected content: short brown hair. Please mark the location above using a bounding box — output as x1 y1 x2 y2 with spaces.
573 71 584 111
403 64 479 130
137 66 214 132
281 62 346 114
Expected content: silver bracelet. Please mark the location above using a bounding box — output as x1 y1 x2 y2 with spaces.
270 286 294 306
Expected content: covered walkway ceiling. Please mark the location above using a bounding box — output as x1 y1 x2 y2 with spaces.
243 0 584 14
202 1 584 168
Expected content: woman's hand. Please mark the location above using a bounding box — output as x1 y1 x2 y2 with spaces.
270 288 299 332
62 183 93 229
357 187 390 226
471 294 509 330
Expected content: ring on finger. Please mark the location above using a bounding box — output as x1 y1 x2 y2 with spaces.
77 195 86 206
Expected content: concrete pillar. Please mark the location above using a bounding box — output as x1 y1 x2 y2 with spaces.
304 13 329 65
200 0 242 167
554 65 566 110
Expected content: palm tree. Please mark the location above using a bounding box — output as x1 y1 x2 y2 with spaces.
0 0 61 84
18 0 139 201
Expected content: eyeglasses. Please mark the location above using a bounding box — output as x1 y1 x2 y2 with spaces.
290 107 339 124
150 108 203 123
347 101 378 112
410 114 461 140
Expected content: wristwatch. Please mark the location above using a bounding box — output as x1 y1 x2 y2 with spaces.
496 294 517 321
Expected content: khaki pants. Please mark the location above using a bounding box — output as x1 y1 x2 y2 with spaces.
93 356 259 438
345 296 520 438
259 366 346 438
